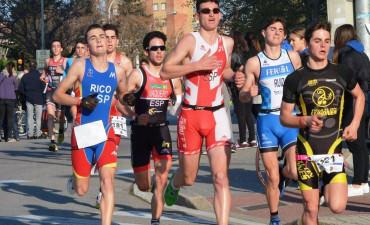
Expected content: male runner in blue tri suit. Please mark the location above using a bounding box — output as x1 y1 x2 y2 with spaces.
239 17 302 225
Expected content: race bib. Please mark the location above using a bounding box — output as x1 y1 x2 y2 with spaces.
309 154 344 174
111 116 127 137
74 120 107 148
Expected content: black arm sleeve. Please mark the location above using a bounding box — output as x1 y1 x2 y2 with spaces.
282 71 301 104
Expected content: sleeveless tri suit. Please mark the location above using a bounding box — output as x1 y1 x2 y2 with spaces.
177 32 231 155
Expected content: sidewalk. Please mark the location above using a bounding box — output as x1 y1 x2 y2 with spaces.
134 121 370 225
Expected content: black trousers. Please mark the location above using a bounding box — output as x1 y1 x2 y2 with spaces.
233 97 256 143
0 99 15 141
342 103 369 185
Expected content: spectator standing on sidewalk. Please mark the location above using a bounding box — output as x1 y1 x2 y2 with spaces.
0 62 18 142
280 20 365 224
18 60 46 139
229 31 257 151
332 24 370 196
244 31 262 119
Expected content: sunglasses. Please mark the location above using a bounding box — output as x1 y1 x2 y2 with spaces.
146 45 166 51
198 8 220 14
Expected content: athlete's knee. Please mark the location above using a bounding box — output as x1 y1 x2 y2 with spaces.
212 171 229 189
327 201 346 214
100 177 114 191
267 172 279 187
75 185 89 196
137 182 150 192
303 200 319 217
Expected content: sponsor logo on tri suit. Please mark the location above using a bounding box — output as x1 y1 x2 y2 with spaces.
312 86 335 108
162 141 170 148
326 79 336 82
297 161 314 180
161 148 170 154
149 100 165 107
218 45 224 52
149 89 169 98
274 77 285 88
200 45 206 51
111 151 117 156
311 86 337 116
148 108 155 115
90 84 113 103
262 60 269 66
308 79 318 86
262 141 272 145
150 84 168 89
109 72 116 79
87 68 93 77
203 71 218 81
178 117 186 136
266 65 290 76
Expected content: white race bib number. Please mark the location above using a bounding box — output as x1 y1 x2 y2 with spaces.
74 120 107 149
309 154 344 174
111 116 127 137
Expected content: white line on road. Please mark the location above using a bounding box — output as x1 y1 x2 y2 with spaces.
0 180 29 184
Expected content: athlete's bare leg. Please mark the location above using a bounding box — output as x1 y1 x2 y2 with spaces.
283 146 298 180
323 182 347 214
261 151 280 213
57 111 65 131
207 145 231 225
135 169 151 192
99 166 116 225
301 189 320 225
172 153 201 188
46 104 56 140
151 159 172 220
74 176 91 196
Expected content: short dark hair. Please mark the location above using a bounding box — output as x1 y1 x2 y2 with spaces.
305 21 331 43
196 0 219 12
262 16 286 31
75 37 86 46
103 23 119 37
143 31 167 50
85 24 103 43
50 39 63 48
26 59 37 70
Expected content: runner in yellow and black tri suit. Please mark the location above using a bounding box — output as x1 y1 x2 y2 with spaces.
280 21 365 225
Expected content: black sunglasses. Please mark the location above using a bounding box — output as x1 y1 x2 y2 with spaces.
198 8 220 14
146 45 166 51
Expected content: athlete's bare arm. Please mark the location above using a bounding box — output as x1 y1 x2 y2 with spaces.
117 68 142 118
343 84 365 141
40 58 50 81
222 36 235 81
120 55 133 75
115 64 127 100
172 77 183 96
161 34 218 80
280 101 323 132
53 60 86 106
239 56 260 103
287 50 302 69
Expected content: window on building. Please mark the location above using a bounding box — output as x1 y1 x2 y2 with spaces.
161 3 166 10
153 3 158 11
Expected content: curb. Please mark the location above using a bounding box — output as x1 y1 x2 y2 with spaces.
131 183 213 211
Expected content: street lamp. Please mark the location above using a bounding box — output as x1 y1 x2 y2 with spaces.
108 0 116 24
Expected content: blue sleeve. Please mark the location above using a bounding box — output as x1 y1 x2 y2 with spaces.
63 58 73 78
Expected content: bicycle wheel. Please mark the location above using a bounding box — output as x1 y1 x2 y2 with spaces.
255 147 291 188
255 148 267 187
17 110 27 136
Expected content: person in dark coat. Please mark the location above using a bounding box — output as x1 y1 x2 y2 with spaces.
18 60 46 139
333 24 370 197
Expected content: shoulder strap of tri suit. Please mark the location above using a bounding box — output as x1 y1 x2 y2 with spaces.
134 66 147 98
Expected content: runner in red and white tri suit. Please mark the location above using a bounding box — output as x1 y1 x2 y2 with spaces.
160 1 245 224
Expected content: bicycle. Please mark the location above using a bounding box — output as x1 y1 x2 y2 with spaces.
255 146 291 188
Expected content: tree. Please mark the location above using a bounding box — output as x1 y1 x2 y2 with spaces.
220 0 327 42
111 0 154 66
0 0 101 60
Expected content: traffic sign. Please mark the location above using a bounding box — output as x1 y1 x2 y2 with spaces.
36 49 50 71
